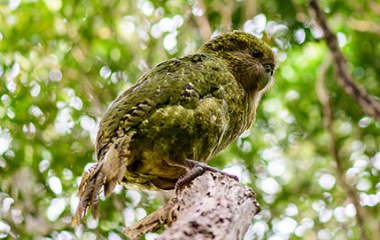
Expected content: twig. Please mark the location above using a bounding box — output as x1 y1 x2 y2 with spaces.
192 0 212 42
316 55 369 240
123 197 179 239
243 0 257 22
348 18 380 36
308 0 380 122
216 0 234 32
369 0 380 16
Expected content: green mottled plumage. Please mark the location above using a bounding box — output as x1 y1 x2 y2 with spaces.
72 31 276 226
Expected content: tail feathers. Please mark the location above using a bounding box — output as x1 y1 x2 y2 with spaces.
71 163 104 227
71 131 135 227
71 144 127 227
102 144 127 197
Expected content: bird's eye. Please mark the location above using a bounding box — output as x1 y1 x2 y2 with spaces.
252 50 263 58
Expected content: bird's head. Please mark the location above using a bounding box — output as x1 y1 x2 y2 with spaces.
199 31 277 95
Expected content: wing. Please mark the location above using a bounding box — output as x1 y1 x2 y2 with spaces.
95 53 234 161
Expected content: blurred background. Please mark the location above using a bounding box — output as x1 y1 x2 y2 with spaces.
1 0 380 239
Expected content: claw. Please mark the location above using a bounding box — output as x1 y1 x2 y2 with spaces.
174 160 239 193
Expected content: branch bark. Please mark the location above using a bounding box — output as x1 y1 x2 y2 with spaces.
308 0 380 122
124 171 261 240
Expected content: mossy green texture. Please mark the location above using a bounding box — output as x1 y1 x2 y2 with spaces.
96 31 276 190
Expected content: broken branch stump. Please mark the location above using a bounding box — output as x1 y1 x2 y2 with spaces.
124 171 261 240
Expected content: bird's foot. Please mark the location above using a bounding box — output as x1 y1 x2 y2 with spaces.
175 160 239 194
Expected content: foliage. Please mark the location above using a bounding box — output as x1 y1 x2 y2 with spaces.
0 0 379 239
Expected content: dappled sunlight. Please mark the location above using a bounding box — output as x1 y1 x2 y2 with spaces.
1 0 380 239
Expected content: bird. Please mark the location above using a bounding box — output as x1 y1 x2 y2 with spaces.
72 30 276 226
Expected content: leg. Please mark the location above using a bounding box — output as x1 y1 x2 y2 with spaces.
166 159 239 193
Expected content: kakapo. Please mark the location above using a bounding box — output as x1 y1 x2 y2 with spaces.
72 31 277 226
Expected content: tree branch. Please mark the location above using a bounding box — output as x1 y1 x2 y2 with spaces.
369 0 380 16
316 55 370 240
348 18 380 36
124 171 261 240
308 0 380 122
192 0 212 42
214 0 234 32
